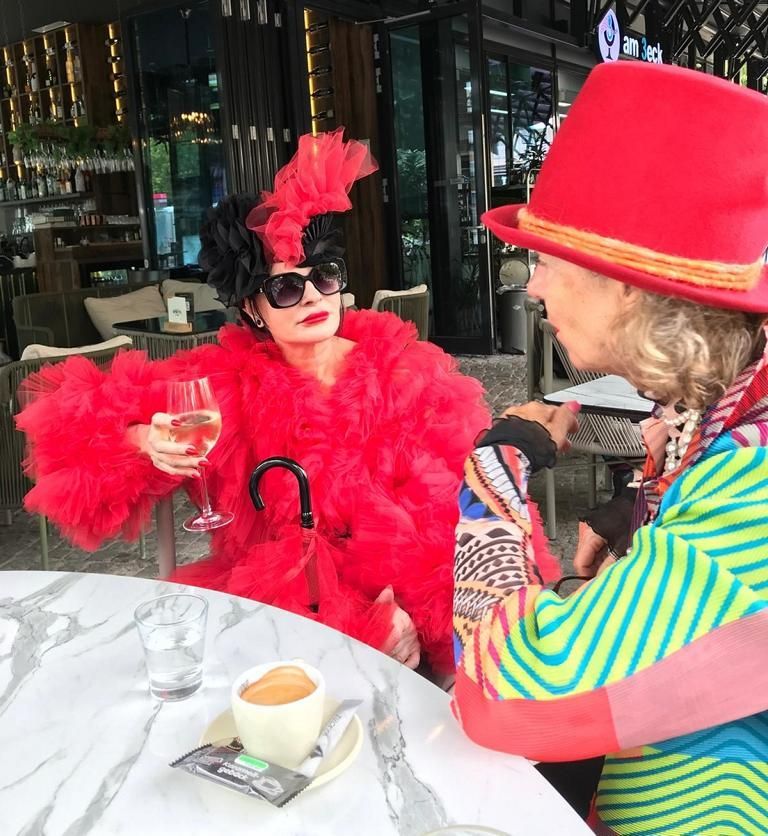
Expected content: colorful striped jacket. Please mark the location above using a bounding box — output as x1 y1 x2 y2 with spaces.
453 360 768 835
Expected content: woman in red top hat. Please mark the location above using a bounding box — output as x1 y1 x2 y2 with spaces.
17 129 492 675
451 63 768 833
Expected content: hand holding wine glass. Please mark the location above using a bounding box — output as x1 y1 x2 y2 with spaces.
168 377 233 532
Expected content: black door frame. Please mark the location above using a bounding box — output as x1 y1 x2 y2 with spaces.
378 0 495 354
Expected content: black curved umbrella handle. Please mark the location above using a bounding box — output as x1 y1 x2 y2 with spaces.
249 457 315 530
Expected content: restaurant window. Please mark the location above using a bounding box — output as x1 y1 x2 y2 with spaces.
131 1 226 268
486 55 553 197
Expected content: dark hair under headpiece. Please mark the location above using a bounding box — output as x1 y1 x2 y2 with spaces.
199 194 268 307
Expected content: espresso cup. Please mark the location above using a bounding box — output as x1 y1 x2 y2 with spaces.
231 660 325 768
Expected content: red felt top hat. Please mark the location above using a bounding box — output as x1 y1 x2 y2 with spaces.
483 62 768 312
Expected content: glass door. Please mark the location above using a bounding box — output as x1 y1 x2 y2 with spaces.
129 1 226 270
385 2 493 353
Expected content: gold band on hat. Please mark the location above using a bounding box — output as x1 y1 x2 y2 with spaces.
518 208 762 291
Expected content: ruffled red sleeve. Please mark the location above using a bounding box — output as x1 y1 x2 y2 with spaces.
337 330 491 673
15 349 201 550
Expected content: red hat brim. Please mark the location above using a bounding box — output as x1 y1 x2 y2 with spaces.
484 204 768 314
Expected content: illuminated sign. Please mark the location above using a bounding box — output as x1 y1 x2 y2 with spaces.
597 9 664 65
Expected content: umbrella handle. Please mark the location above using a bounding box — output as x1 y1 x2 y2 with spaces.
249 457 315 529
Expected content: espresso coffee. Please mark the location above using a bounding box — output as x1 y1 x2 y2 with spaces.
240 665 317 706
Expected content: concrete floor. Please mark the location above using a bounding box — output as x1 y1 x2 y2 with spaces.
0 353 600 580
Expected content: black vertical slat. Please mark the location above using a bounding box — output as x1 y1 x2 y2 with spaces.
124 15 154 267
246 9 273 190
230 6 254 192
211 0 240 193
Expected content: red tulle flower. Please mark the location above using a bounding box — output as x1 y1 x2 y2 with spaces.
247 128 378 265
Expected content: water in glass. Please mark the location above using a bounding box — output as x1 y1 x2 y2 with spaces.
134 594 208 700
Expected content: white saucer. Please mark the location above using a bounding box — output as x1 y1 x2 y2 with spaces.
199 695 363 791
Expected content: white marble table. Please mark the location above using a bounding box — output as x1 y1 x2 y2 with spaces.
0 572 591 836
544 374 654 421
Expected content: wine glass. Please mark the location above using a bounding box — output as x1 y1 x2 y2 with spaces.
168 377 234 532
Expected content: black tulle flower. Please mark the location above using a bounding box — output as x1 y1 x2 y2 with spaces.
198 194 269 307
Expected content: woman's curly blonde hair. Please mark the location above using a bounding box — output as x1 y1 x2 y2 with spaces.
612 290 766 411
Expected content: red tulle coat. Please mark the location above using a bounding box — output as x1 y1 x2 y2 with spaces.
17 310 490 672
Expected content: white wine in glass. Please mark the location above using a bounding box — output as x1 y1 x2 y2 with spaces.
168 377 234 532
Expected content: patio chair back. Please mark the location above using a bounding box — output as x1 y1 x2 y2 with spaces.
373 287 430 340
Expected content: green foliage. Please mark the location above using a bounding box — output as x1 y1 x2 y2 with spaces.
7 123 131 157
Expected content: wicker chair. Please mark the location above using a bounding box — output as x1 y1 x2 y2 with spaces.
539 319 646 539
372 286 430 340
0 344 177 575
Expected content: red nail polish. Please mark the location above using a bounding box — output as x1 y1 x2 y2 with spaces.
186 446 197 455
198 459 210 467
171 419 182 427
565 401 582 414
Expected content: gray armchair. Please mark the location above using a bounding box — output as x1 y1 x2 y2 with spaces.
0 343 187 577
372 285 430 340
12 283 158 355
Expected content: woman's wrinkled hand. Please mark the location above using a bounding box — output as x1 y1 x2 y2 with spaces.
377 586 421 669
127 412 207 479
502 401 581 453
573 520 616 578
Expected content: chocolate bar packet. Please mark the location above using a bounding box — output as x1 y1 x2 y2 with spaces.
170 699 361 807
171 740 311 807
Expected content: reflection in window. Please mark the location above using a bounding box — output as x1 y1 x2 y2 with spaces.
132 1 226 268
486 57 553 188
391 27 431 292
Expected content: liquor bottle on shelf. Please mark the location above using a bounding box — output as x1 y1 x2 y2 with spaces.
73 52 82 82
46 171 56 195
30 174 39 199
65 52 74 84
29 100 42 125
54 94 64 120
75 166 85 193
30 70 39 92
6 178 17 201
308 65 331 79
37 171 48 197
18 178 26 201
24 70 31 95
45 65 56 87
71 97 86 119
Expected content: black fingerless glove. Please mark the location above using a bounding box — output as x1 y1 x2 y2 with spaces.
475 416 557 474
580 486 638 557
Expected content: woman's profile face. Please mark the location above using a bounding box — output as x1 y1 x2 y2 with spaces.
248 262 342 346
527 253 636 373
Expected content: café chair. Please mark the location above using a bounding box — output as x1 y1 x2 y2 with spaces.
371 285 429 340
0 341 176 573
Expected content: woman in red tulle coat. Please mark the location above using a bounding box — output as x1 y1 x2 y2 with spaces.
17 130 490 674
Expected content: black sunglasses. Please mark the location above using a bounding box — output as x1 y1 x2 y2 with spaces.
261 260 347 309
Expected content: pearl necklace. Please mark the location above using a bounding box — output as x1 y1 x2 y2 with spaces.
662 407 702 475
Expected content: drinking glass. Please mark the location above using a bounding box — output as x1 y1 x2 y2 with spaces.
134 593 208 700
168 376 234 531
